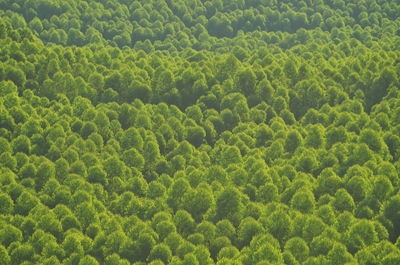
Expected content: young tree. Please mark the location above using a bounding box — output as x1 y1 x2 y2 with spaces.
237 217 264 247
346 220 378 253
264 210 293 244
10 243 35 265
215 187 243 225
0 245 10 265
332 188 355 213
182 187 214 222
0 224 22 248
79 255 99 265
284 237 309 263
285 130 303 153
147 243 172 264
174 210 196 237
290 190 315 214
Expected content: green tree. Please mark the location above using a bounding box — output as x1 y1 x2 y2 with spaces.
359 128 383 153
290 190 315 214
235 68 257 96
121 128 144 151
15 191 39 215
122 148 144 170
186 126 206 147
0 224 22 248
0 193 13 214
0 244 10 265
285 130 303 153
215 187 243 225
346 220 378 253
147 244 172 264
10 243 34 265
182 187 213 222
174 210 196 237
237 217 264 247
36 160 56 189
284 237 309 263
264 210 293 243
12 135 31 154
332 188 355 213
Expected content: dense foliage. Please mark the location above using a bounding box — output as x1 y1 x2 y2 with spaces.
0 0 400 264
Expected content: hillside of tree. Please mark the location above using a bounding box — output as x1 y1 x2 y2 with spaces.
0 0 400 264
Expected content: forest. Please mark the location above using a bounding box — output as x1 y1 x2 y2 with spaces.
0 0 400 264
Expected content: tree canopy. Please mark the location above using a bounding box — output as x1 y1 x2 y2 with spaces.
0 0 400 264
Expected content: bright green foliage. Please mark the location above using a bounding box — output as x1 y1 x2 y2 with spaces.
215 187 243 225
285 130 303 153
147 243 172 264
285 237 310 262
79 256 99 265
265 210 293 244
0 1 398 264
290 190 316 214
0 193 13 214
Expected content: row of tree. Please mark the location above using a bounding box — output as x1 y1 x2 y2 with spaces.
0 0 399 50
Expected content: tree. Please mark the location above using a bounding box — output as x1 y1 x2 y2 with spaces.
237 217 264 247
10 243 34 265
0 152 17 171
36 160 56 189
285 130 303 153
305 125 325 149
346 220 378 253
79 255 99 265
144 141 161 170
251 236 283 264
104 156 125 178
0 137 11 155
215 187 243 225
0 245 10 265
186 126 206 147
174 210 196 237
290 190 315 214
37 213 63 240
256 79 274 103
327 243 354 265
284 237 309 263
167 178 191 211
87 165 107 185
122 148 145 170
5 66 26 88
121 128 144 151
257 183 279 203
235 68 257 96
126 80 153 103
0 193 13 214
15 191 39 215
221 146 242 167
302 216 326 243
372 175 393 201
0 224 22 248
315 169 343 197
326 126 347 149
346 175 370 202
12 135 31 154
332 188 355 213
359 128 383 153
80 122 98 139
382 195 400 241
182 187 213 222
264 210 293 243
147 243 172 264
74 202 99 229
